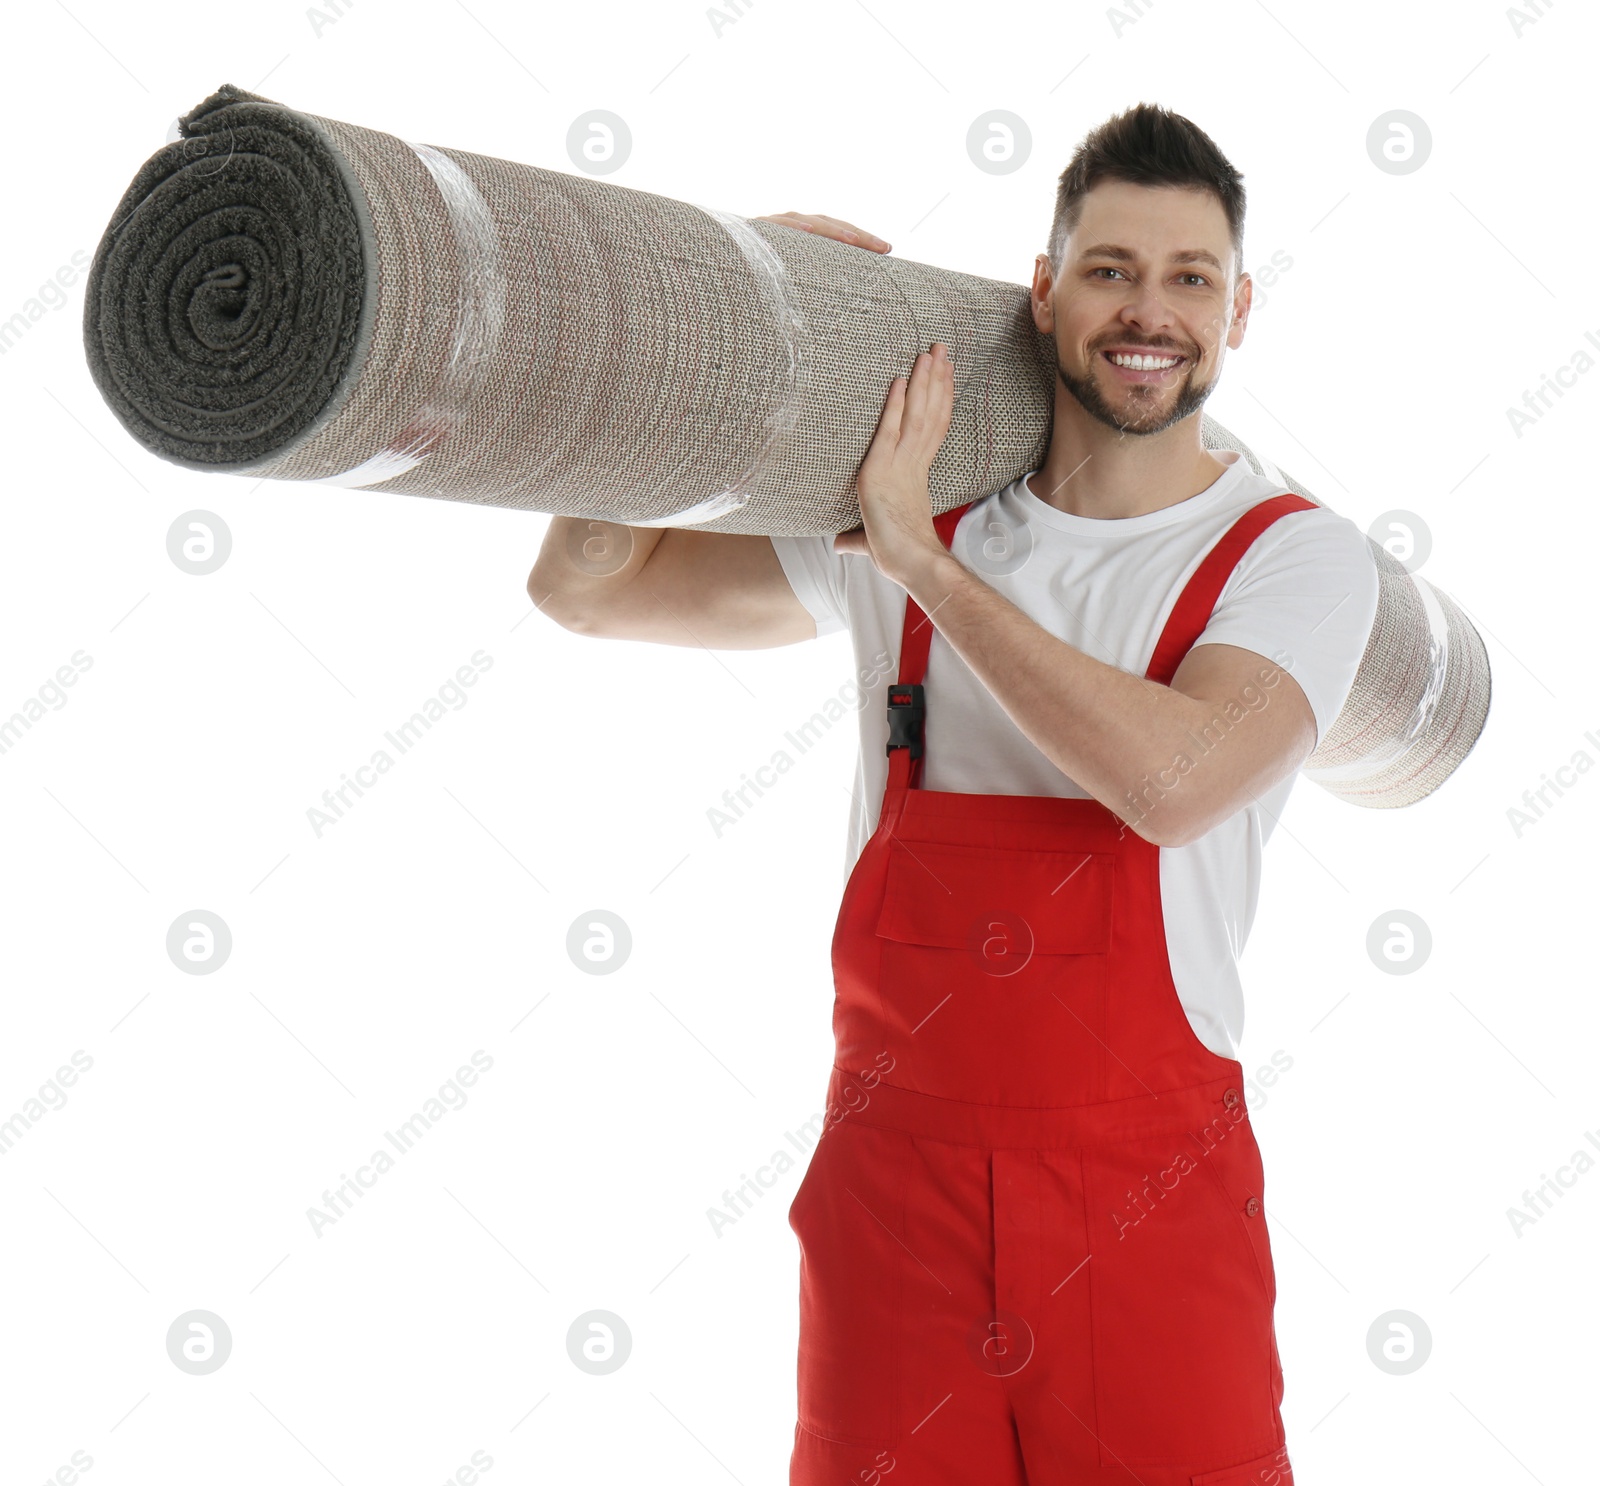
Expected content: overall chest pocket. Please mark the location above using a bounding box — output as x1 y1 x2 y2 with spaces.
875 840 1114 965
870 841 1117 1102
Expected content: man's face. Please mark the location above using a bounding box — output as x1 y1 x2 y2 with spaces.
1034 180 1248 438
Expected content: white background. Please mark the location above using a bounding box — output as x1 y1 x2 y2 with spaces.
1 2 1593 1483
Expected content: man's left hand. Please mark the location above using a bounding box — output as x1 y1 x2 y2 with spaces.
835 342 955 587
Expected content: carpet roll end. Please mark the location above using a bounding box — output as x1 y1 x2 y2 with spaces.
82 83 373 473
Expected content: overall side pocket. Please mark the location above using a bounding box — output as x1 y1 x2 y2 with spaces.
791 1121 911 1449
1193 1113 1277 1309
1082 1133 1281 1468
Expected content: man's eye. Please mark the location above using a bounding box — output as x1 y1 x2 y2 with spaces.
1091 267 1211 286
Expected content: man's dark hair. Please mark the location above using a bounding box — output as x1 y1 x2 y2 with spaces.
1047 103 1246 281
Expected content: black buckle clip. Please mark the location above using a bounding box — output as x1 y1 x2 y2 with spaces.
886 682 925 759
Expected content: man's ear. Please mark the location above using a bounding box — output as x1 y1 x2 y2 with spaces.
1030 253 1057 334
1227 272 1253 349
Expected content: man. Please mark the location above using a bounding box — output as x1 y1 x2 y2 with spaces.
529 103 1376 1486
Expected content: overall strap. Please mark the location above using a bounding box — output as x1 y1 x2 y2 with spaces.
1143 492 1315 685
887 500 973 792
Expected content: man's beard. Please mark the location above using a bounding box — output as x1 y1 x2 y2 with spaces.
1055 348 1217 436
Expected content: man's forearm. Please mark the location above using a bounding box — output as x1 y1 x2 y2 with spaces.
898 548 1223 842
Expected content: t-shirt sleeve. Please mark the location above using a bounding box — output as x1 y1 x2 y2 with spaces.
1191 509 1380 750
768 534 850 636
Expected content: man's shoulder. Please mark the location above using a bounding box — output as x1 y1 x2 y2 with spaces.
945 479 1024 532
1219 483 1381 622
1226 473 1373 555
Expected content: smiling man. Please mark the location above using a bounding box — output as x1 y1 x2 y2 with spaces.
529 102 1377 1486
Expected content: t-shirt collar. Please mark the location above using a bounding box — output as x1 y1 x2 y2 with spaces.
1012 449 1248 537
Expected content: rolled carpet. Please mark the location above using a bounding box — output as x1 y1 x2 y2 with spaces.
82 82 1488 807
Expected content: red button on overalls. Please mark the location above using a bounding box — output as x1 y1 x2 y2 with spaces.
787 494 1312 1486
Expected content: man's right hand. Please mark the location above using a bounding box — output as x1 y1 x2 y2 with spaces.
753 212 891 253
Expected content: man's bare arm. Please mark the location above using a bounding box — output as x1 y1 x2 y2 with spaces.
895 543 1318 847
528 521 820 649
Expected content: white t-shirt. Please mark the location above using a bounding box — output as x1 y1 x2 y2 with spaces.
769 450 1380 1060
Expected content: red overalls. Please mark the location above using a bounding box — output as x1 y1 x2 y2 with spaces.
788 493 1315 1486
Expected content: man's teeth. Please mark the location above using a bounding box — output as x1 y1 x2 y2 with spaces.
1108 352 1182 369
